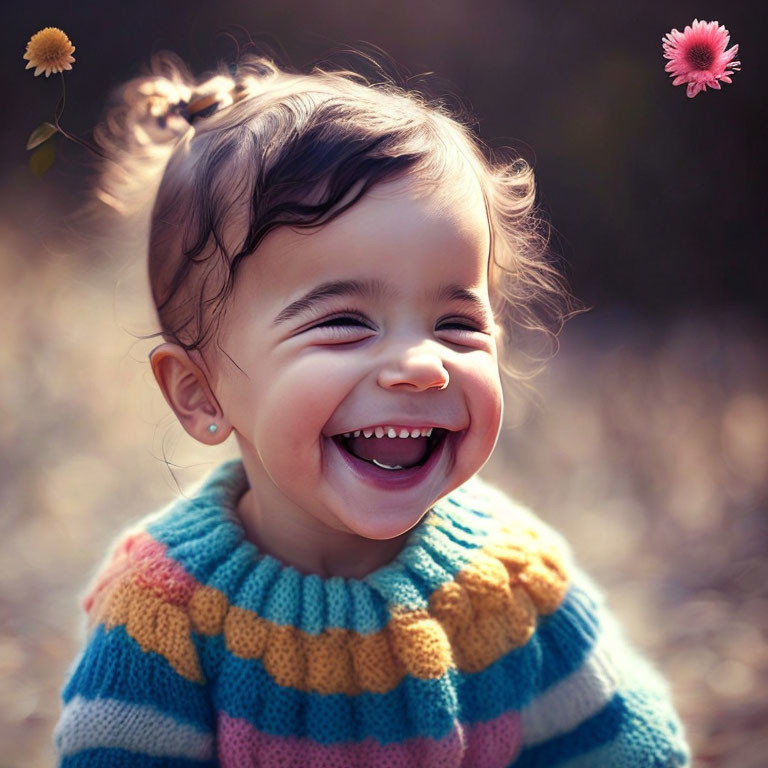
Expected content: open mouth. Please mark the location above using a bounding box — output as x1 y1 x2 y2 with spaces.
332 428 449 472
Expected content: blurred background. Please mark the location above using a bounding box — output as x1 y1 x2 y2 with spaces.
2 1 766 765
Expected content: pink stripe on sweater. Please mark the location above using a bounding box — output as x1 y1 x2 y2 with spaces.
130 535 198 606
217 710 522 767
83 532 198 613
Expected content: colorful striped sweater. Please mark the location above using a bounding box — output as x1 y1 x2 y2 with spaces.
54 458 690 766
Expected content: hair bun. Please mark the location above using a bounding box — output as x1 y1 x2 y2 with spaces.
182 74 243 124
181 56 281 126
92 51 198 214
91 52 281 215
123 76 193 144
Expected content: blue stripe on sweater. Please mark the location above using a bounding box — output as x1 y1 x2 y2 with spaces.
555 720 690 768
60 747 217 767
513 688 690 768
512 693 626 767
537 581 600 691
60 623 212 731
214 648 458 744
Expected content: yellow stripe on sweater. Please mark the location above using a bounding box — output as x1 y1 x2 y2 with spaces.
196 533 569 694
87 576 204 683
89 523 568 694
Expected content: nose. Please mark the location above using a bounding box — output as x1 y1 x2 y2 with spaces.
377 342 450 392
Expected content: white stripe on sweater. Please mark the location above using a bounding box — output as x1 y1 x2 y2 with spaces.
53 694 214 760
521 633 620 746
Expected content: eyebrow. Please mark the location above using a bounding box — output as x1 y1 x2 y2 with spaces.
272 279 490 325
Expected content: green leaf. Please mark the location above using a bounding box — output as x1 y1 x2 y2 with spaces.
26 122 58 151
29 140 56 177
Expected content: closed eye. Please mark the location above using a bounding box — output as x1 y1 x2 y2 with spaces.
312 316 488 333
315 317 365 328
314 317 480 332
313 315 370 329
439 321 483 332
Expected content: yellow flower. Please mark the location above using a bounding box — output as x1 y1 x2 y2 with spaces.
23 27 76 77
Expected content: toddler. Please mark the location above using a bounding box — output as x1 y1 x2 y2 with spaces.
53 49 690 766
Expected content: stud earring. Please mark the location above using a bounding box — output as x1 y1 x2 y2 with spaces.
208 423 218 434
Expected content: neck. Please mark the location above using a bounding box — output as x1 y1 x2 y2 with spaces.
235 488 410 579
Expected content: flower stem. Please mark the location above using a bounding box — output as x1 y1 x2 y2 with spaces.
53 72 106 159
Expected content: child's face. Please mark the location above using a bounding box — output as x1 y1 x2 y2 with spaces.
213 170 503 542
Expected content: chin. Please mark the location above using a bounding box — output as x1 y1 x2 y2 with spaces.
338 503 430 541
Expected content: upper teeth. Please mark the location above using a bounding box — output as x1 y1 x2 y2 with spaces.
342 426 434 439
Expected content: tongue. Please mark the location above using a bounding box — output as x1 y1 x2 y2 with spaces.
345 436 430 468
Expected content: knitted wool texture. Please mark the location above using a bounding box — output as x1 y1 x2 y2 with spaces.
54 458 690 767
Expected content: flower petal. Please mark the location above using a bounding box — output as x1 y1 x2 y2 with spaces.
663 18 740 96
23 27 76 76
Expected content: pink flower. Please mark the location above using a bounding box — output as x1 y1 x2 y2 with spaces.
662 19 740 98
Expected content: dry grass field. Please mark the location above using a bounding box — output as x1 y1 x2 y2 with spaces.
1 194 766 766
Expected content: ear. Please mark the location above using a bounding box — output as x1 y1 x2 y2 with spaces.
148 342 231 444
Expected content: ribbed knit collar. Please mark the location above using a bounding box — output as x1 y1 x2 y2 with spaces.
150 457 506 619
136 456 571 698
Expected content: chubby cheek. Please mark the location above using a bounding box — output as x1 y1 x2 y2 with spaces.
253 355 355 472
463 357 504 461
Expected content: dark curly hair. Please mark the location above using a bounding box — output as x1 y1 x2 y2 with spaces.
91 48 582 384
